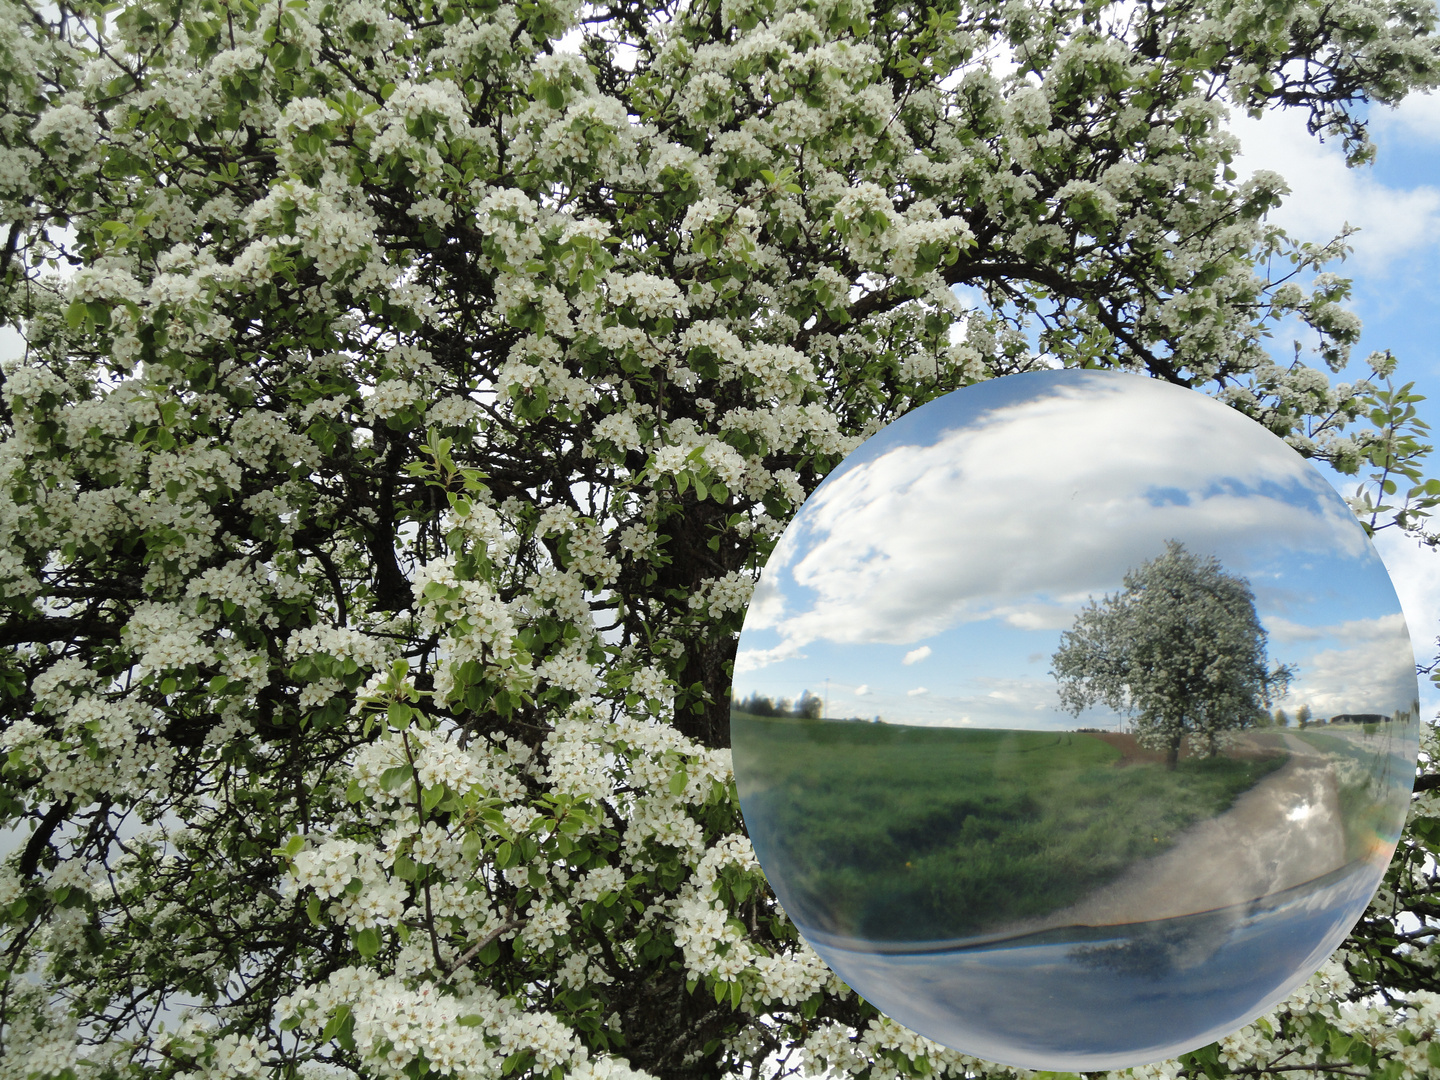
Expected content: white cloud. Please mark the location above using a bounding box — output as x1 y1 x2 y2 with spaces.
1282 626 1417 717
1369 529 1440 718
902 645 932 666
907 687 929 696
733 641 806 675
1264 611 1409 644
1227 109 1440 275
1373 93 1440 145
1262 615 1327 642
753 373 1365 654
854 684 871 696
991 602 1084 631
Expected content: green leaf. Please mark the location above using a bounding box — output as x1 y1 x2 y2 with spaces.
322 1004 351 1041
379 764 414 792
355 927 381 957
668 766 688 796
306 896 323 926
462 830 483 860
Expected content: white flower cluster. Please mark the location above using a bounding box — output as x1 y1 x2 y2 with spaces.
123 602 218 679
285 625 396 671
588 404 652 457
31 98 101 158
605 272 690 321
1 693 174 801
29 656 101 713
288 836 409 928
667 834 842 1013
537 650 605 699
476 187 544 265
495 334 596 416
349 728 527 807
366 378 424 421
687 570 756 616
629 664 674 705
240 175 383 286
524 567 593 626
428 394 481 428
650 420 747 491
279 971 563 1079
229 407 320 470
886 216 976 282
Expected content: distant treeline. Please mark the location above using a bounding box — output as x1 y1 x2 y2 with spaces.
732 691 823 720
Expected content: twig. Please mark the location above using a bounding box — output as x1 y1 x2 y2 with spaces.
444 917 523 983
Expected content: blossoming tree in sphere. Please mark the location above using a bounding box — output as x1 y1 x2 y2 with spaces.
2 0 1440 1076
1053 541 1294 768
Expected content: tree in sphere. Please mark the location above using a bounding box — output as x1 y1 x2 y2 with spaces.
1051 542 1293 769
3 0 1440 1076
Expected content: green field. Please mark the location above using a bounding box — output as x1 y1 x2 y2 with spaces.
731 714 1288 943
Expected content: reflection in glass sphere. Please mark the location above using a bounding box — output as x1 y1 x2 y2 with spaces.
730 370 1418 1070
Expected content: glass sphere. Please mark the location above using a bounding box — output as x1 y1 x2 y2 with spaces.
730 370 1418 1070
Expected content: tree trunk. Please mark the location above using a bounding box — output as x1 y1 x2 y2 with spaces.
1165 737 1180 771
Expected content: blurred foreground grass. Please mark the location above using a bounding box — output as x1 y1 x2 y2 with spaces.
731 714 1287 942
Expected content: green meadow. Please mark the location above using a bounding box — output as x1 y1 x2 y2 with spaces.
731 713 1288 943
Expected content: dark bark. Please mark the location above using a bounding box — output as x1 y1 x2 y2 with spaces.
18 797 75 879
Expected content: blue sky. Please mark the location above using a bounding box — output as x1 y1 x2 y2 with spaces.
733 371 1418 729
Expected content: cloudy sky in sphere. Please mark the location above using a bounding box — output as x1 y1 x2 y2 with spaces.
733 371 1417 729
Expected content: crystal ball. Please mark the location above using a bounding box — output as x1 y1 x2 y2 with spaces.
730 369 1418 1070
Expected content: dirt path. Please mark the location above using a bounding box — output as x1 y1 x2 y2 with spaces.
1010 733 1348 932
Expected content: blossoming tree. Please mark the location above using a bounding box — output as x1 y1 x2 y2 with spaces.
1053 541 1293 767
2 0 1440 1076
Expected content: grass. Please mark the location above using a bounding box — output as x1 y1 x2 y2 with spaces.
731 713 1288 943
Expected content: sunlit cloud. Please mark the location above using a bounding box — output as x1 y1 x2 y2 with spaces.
1228 109 1440 275
907 687 929 696
1281 631 1417 717
903 646 932 666
854 684 871 696
1373 94 1440 145
994 602 1086 631
733 641 807 675
1370 529 1440 718
1264 612 1409 644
